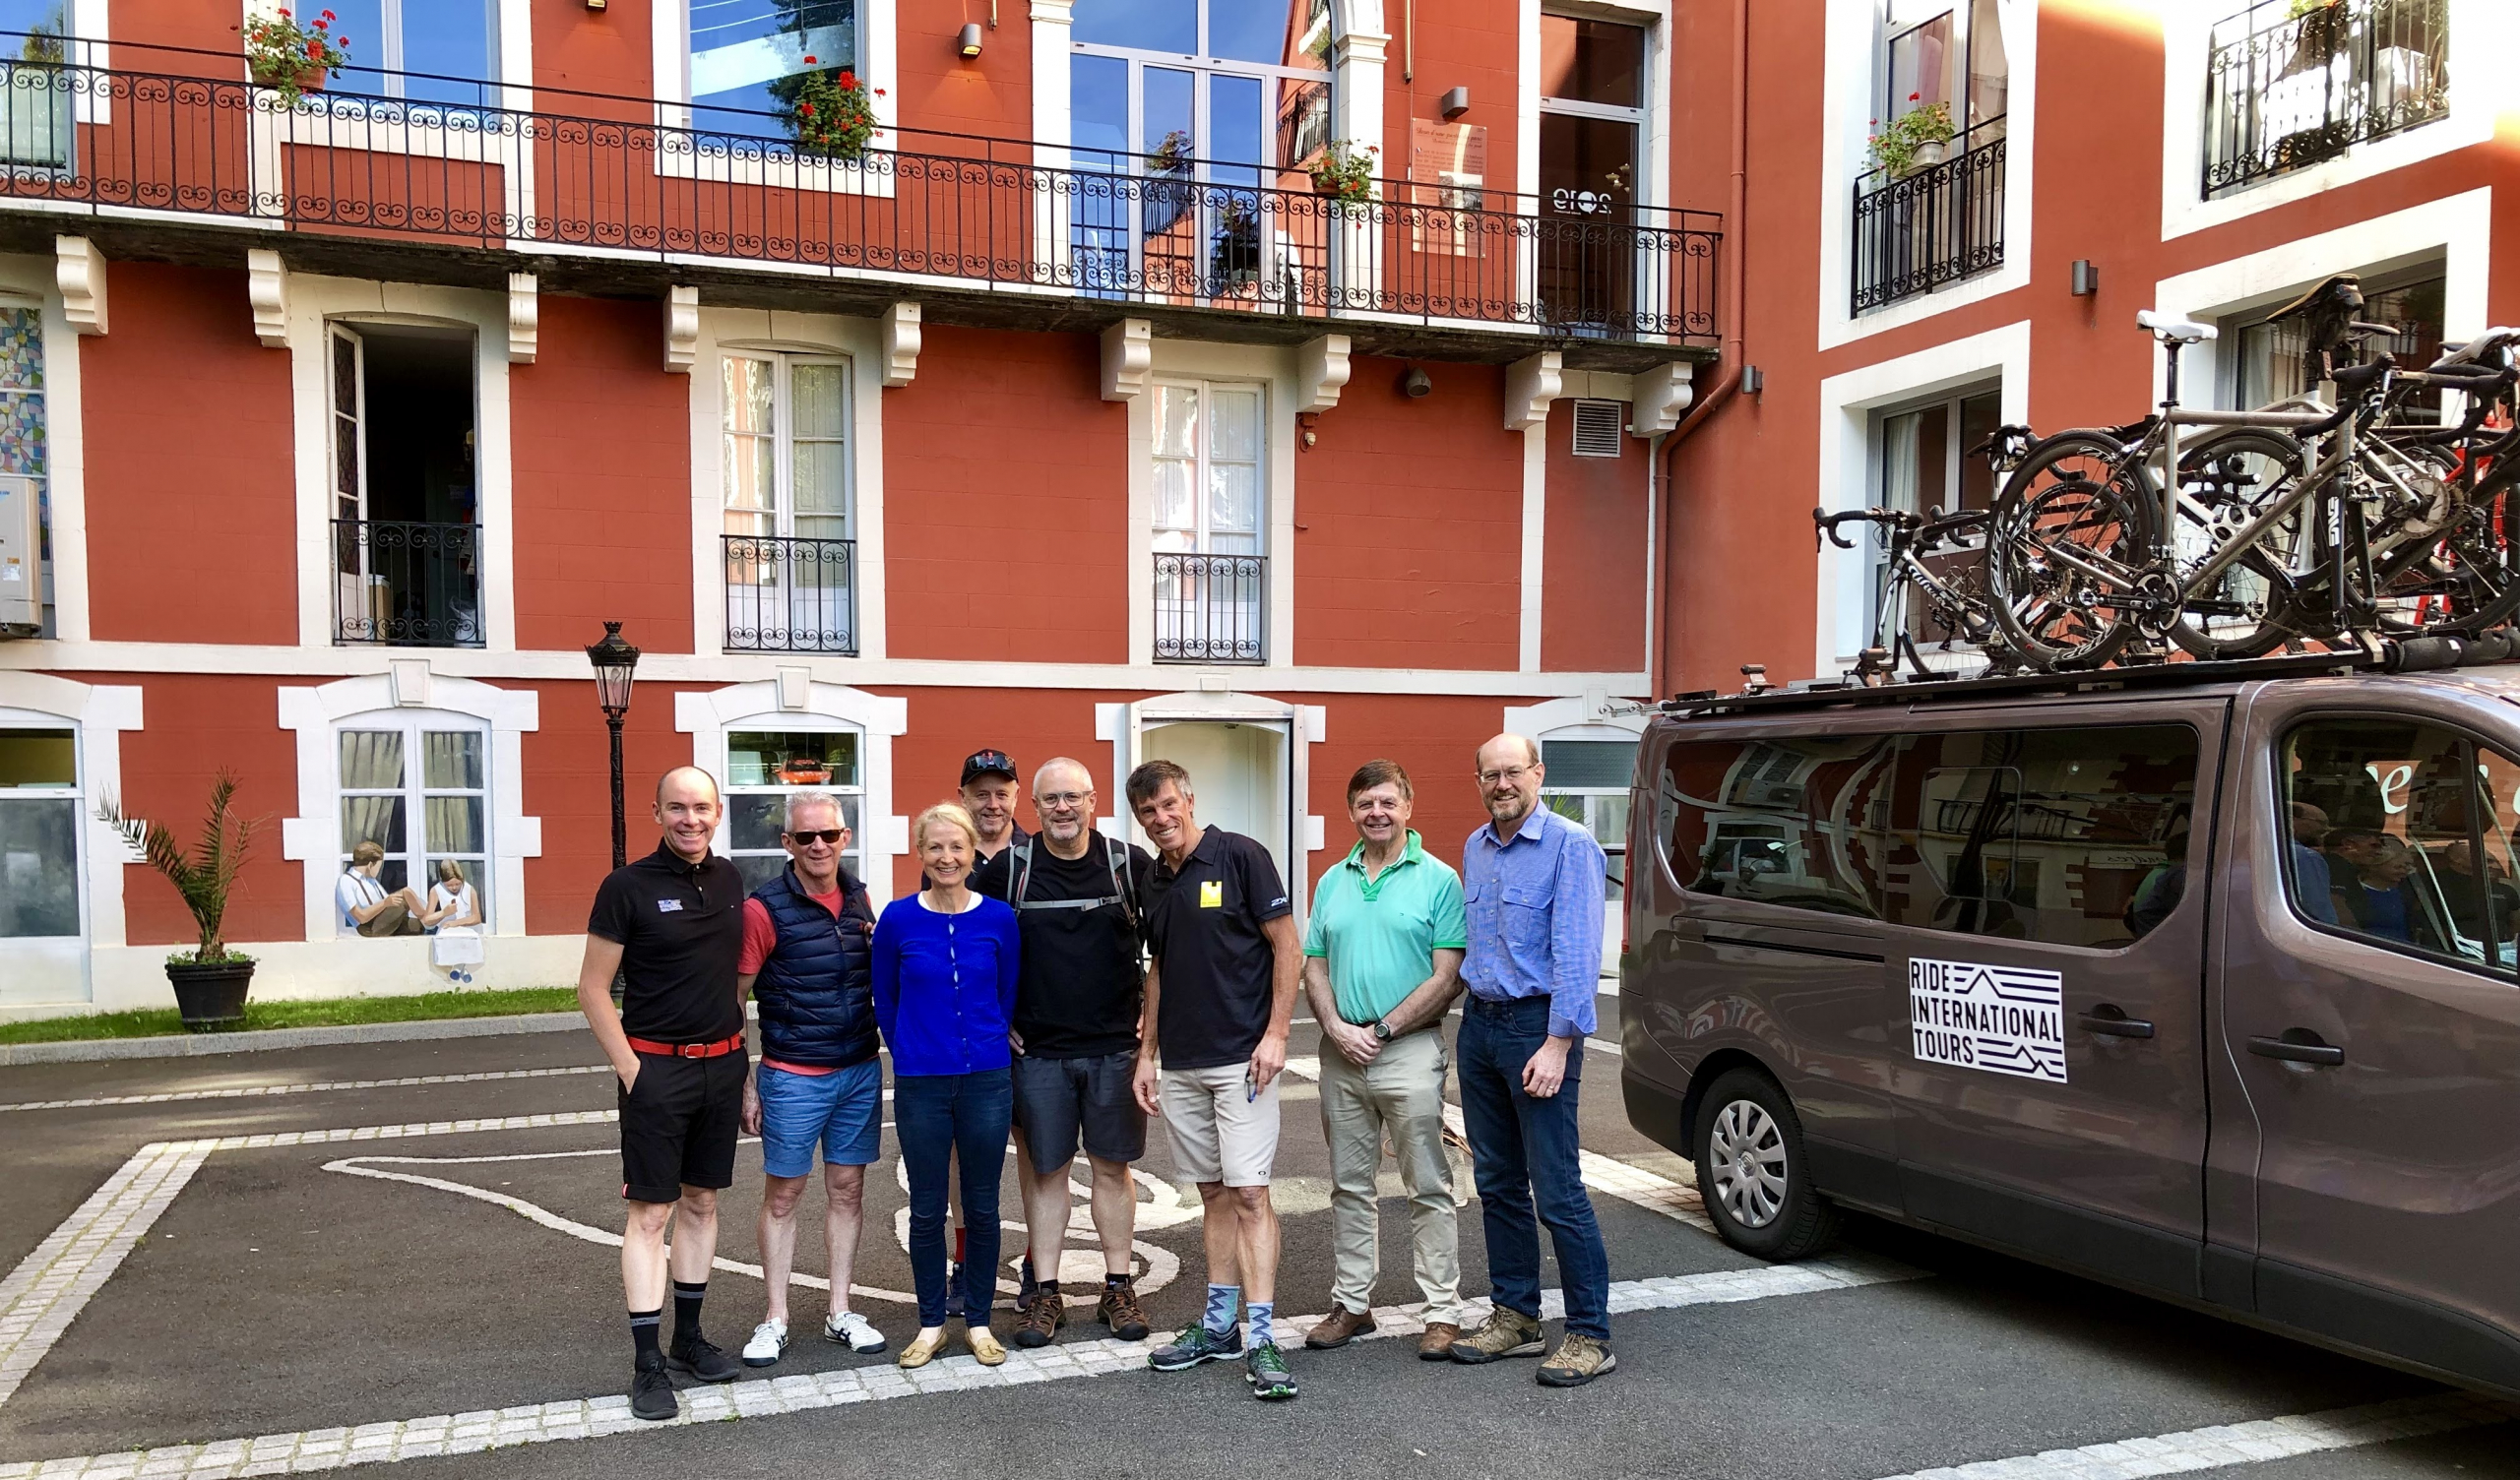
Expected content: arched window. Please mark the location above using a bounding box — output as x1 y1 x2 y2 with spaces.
335 710 492 925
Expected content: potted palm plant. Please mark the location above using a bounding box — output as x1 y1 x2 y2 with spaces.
96 771 270 1030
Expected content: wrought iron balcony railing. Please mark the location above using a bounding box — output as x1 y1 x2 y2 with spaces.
1154 552 1266 665
724 533 856 655
1851 117 2005 316
2203 0 2447 198
332 518 481 648
0 49 1720 345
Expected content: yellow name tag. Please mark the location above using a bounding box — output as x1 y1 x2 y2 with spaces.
1200 880 1223 908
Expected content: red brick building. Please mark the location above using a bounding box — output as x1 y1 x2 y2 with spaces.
0 0 1711 1011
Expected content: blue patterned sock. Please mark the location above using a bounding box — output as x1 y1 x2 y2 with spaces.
1203 1283 1240 1337
1247 1300 1275 1350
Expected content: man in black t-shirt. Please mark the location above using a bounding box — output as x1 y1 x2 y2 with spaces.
1126 760 1303 1401
974 757 1159 1351
577 766 748 1422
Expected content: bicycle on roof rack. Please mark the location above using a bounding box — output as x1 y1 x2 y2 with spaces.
1814 501 2026 686
1984 273 2520 670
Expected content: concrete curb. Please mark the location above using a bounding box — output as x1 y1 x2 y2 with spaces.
0 1012 590 1068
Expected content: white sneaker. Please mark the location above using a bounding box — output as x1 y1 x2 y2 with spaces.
741 1319 788 1368
825 1310 887 1353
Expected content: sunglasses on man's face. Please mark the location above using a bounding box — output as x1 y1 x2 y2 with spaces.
786 829 847 845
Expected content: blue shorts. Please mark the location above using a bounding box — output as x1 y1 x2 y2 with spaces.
757 1059 883 1177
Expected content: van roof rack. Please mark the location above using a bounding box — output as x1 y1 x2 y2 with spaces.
1658 635 2503 718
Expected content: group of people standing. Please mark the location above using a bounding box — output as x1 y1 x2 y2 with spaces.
574 734 1614 1422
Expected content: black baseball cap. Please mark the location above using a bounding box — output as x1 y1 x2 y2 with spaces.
960 749 1018 787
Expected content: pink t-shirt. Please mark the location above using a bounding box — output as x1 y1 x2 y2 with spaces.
741 890 851 1078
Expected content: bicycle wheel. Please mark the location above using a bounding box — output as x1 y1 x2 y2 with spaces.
2167 429 2309 660
1988 433 2156 669
2362 446 2520 637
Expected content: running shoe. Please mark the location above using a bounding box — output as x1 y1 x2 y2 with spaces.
740 1319 788 1368
629 1353 677 1422
824 1310 887 1354
1246 1341 1299 1401
1149 1320 1243 1372
665 1331 740 1384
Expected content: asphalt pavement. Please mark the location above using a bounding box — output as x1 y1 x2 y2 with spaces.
0 996 2508 1480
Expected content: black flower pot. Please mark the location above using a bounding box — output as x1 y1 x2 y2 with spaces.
165 958 254 1030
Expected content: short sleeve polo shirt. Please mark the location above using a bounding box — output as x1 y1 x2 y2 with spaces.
1144 827 1292 1070
588 842 747 1045
1302 830 1468 1026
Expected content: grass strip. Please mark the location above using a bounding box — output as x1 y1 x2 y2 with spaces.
0 987 584 1044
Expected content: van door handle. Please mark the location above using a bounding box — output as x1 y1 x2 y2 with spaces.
2078 1005 2155 1039
2247 1031 2345 1067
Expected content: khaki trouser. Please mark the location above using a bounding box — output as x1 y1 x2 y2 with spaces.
1317 1026 1464 1326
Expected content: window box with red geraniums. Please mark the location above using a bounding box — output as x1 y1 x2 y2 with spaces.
1866 92 1954 180
1308 139 1376 206
241 8 350 106
776 58 881 162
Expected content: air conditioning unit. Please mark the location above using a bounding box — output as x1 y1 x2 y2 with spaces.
0 474 39 637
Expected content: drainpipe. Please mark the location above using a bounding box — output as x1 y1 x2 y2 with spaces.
1650 0 1749 703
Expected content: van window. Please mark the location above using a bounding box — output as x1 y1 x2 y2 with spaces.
1881 724 2198 949
1656 734 1898 917
2280 718 2520 978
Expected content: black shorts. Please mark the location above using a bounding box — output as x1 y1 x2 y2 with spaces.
1011 1049 1147 1175
618 1051 746 1203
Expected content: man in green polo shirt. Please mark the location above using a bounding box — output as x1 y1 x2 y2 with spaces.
1299 759 1470 1360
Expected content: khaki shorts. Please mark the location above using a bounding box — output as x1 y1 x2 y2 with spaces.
1160 1063 1281 1188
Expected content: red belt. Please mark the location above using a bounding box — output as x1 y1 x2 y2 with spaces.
627 1033 746 1060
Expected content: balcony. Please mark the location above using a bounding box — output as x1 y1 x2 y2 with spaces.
1154 553 1265 665
332 519 481 648
2203 0 2447 198
0 48 1721 366
724 534 856 655
1851 118 2006 316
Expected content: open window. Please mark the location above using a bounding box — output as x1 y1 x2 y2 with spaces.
329 324 481 648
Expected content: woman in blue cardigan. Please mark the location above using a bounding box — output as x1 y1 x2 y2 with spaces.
872 800 1023 1368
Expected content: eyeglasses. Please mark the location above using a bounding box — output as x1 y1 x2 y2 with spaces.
1478 765 1537 786
1037 791 1092 809
785 829 847 845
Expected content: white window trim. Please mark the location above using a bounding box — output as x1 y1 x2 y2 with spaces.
0 673 140 971
0 252 88 644
331 706 493 929
2160 0 2509 243
648 0 899 199
1129 339 1296 669
675 679 908 888
277 673 540 944
1813 0 2036 350
1813 318 2029 674
686 305 887 660
283 274 517 654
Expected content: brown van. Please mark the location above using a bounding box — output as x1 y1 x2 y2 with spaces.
1619 654 2520 1395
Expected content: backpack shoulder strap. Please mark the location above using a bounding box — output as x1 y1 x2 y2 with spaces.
1107 835 1141 931
1009 839 1034 905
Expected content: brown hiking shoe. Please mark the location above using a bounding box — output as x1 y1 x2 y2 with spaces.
1537 1332 1616 1388
1418 1322 1461 1361
1303 1305 1375 1349
1096 1280 1152 1342
1013 1288 1066 1349
1446 1308 1545 1364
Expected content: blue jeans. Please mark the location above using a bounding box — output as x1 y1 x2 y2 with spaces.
893 1069 1012 1327
1457 994 1610 1338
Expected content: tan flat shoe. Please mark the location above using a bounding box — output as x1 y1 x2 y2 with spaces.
898 1328 949 1370
966 1325 1006 1366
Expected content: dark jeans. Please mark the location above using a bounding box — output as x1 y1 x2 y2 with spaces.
894 1069 1013 1327
1456 994 1610 1339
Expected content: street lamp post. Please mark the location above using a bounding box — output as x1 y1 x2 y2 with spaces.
585 621 641 871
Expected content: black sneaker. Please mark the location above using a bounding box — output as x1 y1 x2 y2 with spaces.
666 1332 740 1384
945 1262 967 1321
1246 1341 1298 1401
1149 1320 1243 1372
629 1353 677 1422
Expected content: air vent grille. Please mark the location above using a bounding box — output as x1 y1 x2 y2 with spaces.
1572 399 1624 458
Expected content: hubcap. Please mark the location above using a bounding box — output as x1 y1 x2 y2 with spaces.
1707 1099 1789 1230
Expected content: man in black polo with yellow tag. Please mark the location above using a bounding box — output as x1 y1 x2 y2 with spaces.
576 765 749 1421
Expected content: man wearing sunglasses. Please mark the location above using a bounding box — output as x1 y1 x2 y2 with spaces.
732 790 887 1369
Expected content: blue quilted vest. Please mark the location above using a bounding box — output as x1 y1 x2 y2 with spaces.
750 864 878 1069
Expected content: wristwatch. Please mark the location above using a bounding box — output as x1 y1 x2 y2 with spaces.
1371 1018 1395 1042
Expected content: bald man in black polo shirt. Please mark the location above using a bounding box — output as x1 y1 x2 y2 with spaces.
577 766 749 1421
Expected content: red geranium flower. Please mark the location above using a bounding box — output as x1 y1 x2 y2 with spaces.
803 54 817 65
799 101 814 116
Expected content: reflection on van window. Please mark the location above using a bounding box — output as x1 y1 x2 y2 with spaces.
2281 719 2520 975
1655 723 2198 950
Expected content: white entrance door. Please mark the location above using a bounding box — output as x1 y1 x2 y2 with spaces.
0 720 88 1005
1115 694 1311 924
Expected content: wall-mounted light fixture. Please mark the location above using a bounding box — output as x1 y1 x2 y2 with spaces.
1402 366 1432 398
957 22 984 56
1740 364 1765 396
2070 259 2100 297
584 0 605 10
1440 86 1470 120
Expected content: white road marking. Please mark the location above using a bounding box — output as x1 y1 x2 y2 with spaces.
0 1065 614 1115
1867 1390 2518 1479
0 1260 1918 1478
0 1142 207 1409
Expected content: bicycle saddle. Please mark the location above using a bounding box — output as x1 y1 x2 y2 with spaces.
2136 310 2218 344
2264 272 2363 322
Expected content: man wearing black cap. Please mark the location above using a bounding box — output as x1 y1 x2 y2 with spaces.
933 748 1029 1319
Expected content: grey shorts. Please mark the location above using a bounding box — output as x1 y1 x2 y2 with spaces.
1011 1050 1147 1175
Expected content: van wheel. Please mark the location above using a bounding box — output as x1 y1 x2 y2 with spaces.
1693 1069 1840 1261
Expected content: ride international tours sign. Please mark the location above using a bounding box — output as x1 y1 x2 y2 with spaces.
1907 956 2068 1083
